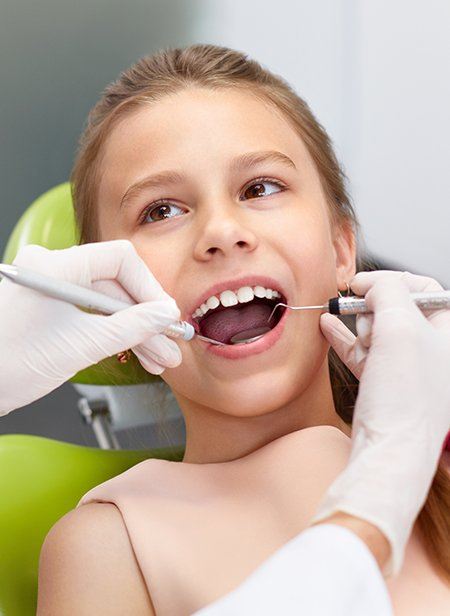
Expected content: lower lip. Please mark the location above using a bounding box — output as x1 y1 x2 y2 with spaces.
199 306 289 359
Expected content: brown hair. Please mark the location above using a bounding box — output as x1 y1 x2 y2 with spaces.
70 44 450 581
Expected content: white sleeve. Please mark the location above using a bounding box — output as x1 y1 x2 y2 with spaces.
192 524 393 616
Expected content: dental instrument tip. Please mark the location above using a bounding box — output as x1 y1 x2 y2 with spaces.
267 302 327 323
195 333 227 346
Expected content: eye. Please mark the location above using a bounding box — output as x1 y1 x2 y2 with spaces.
139 178 286 225
139 199 185 225
239 178 286 199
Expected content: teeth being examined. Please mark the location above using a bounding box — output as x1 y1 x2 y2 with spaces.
192 286 282 319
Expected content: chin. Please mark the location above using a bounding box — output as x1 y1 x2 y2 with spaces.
212 370 309 418
164 339 329 416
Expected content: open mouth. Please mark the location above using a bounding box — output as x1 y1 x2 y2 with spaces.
194 294 288 346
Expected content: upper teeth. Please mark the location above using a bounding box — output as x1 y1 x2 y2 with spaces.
192 286 282 319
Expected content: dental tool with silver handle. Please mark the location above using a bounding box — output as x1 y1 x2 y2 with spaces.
268 290 450 323
0 263 226 346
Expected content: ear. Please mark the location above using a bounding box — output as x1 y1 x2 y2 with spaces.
332 222 357 289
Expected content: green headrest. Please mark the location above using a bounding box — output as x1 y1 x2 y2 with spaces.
2 183 158 386
0 434 185 615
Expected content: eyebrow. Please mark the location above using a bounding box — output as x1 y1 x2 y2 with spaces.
119 150 296 209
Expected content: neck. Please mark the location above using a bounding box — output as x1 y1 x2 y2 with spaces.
177 360 351 464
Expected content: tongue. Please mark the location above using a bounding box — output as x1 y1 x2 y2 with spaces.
199 300 273 344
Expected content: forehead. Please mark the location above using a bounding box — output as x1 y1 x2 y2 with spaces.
98 87 315 191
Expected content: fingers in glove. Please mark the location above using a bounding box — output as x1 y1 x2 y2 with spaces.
356 313 374 348
320 313 355 346
84 299 182 361
132 347 166 376
350 274 423 325
350 270 449 330
13 241 179 311
13 244 62 276
85 240 177 306
351 270 444 295
353 338 368 367
320 313 363 380
348 277 433 364
13 243 97 288
91 278 136 305
134 333 182 368
89 279 177 325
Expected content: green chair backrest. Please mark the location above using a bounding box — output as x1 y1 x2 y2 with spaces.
0 434 185 615
2 183 158 386
0 186 185 614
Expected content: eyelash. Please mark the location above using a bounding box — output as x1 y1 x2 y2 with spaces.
137 177 287 226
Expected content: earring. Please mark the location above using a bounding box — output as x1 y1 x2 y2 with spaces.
117 349 131 363
337 281 351 298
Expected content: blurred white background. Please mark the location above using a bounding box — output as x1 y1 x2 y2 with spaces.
193 0 450 286
1 0 448 443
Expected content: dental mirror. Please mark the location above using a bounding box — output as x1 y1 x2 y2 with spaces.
229 326 271 345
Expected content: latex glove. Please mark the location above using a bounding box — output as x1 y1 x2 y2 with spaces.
310 271 450 577
0 240 182 416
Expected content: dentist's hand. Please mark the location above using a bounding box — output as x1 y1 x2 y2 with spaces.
0 240 182 416
312 271 450 576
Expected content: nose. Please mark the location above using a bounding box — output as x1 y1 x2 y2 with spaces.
193 203 259 261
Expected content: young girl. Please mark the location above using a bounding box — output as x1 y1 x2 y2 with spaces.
37 44 450 614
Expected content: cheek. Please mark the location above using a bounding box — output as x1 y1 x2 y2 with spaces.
289 235 330 269
281 213 336 288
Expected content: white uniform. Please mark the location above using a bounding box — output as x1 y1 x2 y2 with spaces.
194 524 393 615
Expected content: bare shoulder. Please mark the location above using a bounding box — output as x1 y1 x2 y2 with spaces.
267 424 352 471
37 502 155 615
275 424 351 449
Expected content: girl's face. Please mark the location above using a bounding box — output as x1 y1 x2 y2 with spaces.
97 87 355 431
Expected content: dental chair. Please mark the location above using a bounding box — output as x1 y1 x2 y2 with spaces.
0 183 186 615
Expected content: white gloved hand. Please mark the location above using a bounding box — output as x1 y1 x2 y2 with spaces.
0 240 183 416
310 271 450 576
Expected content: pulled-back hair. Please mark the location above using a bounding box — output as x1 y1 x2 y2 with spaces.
70 44 449 581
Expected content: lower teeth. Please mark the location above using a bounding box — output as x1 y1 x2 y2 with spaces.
230 326 272 345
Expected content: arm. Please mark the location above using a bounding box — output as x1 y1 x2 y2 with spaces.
37 503 155 615
314 271 450 576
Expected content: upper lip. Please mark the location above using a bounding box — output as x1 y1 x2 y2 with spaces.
185 274 289 324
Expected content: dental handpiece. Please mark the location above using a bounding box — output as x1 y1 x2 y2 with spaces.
269 290 450 321
0 263 205 343
327 291 450 315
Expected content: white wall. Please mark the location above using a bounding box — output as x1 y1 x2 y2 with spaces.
348 0 450 286
193 0 450 286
